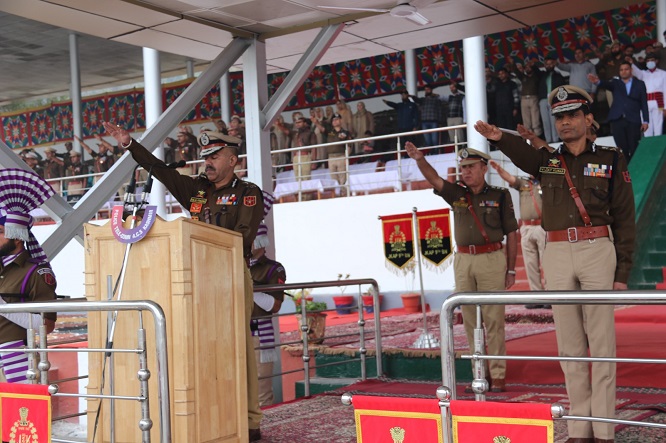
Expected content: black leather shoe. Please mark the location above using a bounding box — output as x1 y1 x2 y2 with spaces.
525 304 543 309
565 438 594 443
249 428 261 442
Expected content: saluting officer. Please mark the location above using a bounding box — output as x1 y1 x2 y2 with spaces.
103 122 265 441
474 85 636 443
405 141 518 394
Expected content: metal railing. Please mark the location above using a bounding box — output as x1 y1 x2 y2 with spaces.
254 278 382 397
439 290 666 442
0 299 171 443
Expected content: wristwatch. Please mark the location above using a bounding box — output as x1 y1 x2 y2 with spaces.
507 270 516 275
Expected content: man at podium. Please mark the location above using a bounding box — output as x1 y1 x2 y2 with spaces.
103 122 265 441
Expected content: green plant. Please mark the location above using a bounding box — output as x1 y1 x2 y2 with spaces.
288 288 328 314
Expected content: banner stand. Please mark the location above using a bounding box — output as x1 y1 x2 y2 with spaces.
411 207 440 349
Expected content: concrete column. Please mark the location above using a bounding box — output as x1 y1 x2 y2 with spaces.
462 36 488 154
220 72 231 124
143 48 167 217
405 49 418 95
69 32 83 158
658 0 666 44
186 59 195 79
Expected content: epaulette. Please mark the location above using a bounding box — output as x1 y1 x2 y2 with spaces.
488 185 508 192
596 145 621 153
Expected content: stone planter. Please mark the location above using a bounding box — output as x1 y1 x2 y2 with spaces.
295 312 327 344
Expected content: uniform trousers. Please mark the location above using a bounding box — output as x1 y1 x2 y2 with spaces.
454 249 507 380
328 153 347 185
292 153 312 181
520 96 542 136
244 267 262 430
520 224 546 291
253 336 274 406
539 99 558 143
543 237 616 440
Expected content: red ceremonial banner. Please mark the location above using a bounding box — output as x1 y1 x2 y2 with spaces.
0 382 51 443
450 400 553 443
353 395 443 443
416 209 452 267
381 213 415 271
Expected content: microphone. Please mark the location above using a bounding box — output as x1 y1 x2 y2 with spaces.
140 160 187 204
124 165 140 205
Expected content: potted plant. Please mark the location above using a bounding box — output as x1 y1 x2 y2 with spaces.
290 289 328 344
361 285 383 314
332 273 354 314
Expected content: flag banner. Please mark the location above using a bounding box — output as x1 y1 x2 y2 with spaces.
381 213 414 273
0 382 51 443
416 209 452 270
450 399 553 443
353 395 443 443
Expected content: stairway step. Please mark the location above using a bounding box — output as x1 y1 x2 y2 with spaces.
642 267 665 282
654 237 666 251
647 253 666 267
632 282 658 290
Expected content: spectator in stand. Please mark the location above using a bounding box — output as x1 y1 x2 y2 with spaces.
558 47 598 99
538 57 567 143
75 135 115 182
175 126 198 175
65 151 89 203
23 152 44 178
413 84 443 149
596 40 626 107
55 141 74 168
493 67 520 130
359 130 375 159
658 32 666 70
271 114 291 172
486 68 498 125
43 147 65 195
383 90 420 145
325 106 335 122
310 107 328 163
229 115 246 139
325 113 353 187
588 64 649 162
335 100 354 133
631 53 666 137
291 116 317 181
447 81 466 145
352 101 374 155
212 118 228 133
515 60 543 138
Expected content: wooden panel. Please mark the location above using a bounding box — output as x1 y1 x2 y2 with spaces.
84 217 247 442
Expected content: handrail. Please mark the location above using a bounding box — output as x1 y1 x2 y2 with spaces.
254 278 383 396
439 290 666 443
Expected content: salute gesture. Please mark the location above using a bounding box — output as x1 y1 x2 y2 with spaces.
404 141 424 161
473 120 503 141
102 122 132 147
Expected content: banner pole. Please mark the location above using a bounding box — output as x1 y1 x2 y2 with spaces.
411 207 440 348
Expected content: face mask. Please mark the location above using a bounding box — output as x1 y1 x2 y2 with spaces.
647 61 657 70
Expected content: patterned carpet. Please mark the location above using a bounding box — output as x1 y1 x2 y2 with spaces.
259 381 666 443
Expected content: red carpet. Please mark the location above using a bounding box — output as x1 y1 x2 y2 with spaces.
505 305 666 388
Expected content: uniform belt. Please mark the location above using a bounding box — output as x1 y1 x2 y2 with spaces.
522 219 541 226
546 225 609 243
457 242 503 255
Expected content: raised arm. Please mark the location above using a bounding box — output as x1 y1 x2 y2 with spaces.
404 141 444 191
489 160 517 186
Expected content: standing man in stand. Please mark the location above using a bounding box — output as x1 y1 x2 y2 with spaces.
103 122 265 441
474 85 635 443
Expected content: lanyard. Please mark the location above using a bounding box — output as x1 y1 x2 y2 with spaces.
466 192 490 244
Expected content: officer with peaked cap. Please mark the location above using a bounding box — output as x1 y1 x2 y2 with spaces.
474 84 635 443
405 141 518 394
0 169 58 383
103 123 265 441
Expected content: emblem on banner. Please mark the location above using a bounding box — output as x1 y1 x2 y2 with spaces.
390 426 406 443
493 437 511 443
389 225 407 253
9 406 39 443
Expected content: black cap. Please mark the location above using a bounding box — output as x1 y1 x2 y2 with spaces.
332 113 342 119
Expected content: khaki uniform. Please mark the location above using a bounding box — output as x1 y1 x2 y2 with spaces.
436 181 518 380
292 129 316 181
494 133 635 440
250 256 286 406
325 128 352 185
512 177 546 291
128 140 264 430
0 251 57 382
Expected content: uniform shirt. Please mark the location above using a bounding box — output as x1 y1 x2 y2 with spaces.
127 139 264 259
512 177 543 221
44 158 64 180
493 133 635 283
250 255 286 318
325 128 352 156
0 251 57 343
66 162 89 179
435 181 518 246
89 151 115 174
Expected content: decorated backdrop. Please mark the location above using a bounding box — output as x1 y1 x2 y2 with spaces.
1 2 656 149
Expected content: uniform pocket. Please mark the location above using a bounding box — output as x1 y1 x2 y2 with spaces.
482 206 502 229
582 176 610 211
539 174 566 206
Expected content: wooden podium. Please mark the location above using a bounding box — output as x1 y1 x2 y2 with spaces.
84 217 249 442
